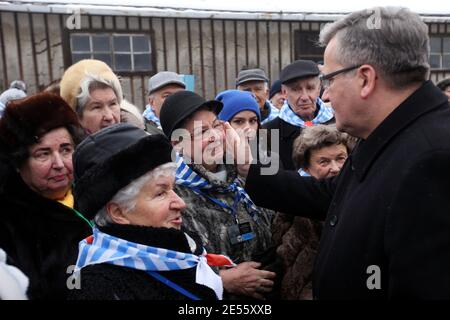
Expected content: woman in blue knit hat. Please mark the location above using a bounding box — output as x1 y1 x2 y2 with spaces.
216 90 261 142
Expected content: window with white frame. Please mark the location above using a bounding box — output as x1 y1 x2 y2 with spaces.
430 36 450 69
70 33 153 72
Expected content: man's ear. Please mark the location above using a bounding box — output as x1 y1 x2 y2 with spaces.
148 94 154 106
106 202 130 225
358 65 377 99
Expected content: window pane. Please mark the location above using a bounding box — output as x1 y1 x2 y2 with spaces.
92 35 110 52
71 35 90 52
443 55 450 68
113 36 130 52
93 53 112 67
133 35 150 52
134 53 151 70
295 31 323 58
72 53 91 63
430 54 441 68
114 54 132 71
444 37 450 53
430 37 441 53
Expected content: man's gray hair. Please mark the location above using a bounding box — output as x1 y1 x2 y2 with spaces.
76 74 119 117
94 162 176 227
319 7 430 89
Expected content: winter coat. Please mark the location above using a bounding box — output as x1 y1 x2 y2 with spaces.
0 169 91 300
246 81 450 299
175 164 273 264
0 248 29 300
69 224 218 300
272 213 322 299
263 109 334 171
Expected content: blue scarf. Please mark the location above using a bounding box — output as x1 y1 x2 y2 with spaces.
298 168 311 177
175 154 260 221
75 227 227 299
142 104 161 127
278 98 333 127
261 100 280 125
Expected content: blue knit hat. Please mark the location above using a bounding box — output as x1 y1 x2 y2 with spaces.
216 90 261 122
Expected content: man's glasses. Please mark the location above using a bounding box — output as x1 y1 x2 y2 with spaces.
320 64 362 89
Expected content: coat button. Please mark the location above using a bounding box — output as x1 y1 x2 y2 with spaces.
329 215 338 226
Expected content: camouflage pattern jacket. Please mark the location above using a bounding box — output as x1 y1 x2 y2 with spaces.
175 163 273 264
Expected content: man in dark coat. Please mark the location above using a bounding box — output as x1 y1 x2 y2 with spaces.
242 7 450 299
263 60 334 170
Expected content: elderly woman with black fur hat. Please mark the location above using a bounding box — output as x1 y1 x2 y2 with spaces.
70 124 229 300
160 91 276 300
0 92 91 299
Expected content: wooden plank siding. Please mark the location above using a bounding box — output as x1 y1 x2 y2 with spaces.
0 10 449 108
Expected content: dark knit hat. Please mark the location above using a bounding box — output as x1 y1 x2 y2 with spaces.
279 60 320 84
159 90 222 139
269 80 282 100
216 90 261 122
73 123 173 219
0 92 81 155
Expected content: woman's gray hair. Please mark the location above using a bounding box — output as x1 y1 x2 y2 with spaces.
319 7 430 89
76 74 119 117
94 162 177 227
292 124 355 170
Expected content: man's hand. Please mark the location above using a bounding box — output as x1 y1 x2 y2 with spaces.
223 121 253 178
219 261 276 300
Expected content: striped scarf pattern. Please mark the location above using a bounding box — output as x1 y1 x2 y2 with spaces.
261 101 280 125
142 104 161 127
175 154 261 221
75 228 227 299
279 98 333 127
298 168 311 177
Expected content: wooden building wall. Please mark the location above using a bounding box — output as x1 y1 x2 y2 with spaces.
0 11 449 111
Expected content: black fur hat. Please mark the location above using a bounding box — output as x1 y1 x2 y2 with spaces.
73 123 173 219
0 92 81 164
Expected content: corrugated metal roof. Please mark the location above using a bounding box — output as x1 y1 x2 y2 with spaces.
0 0 449 22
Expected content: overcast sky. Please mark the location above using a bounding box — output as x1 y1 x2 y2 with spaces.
13 0 450 15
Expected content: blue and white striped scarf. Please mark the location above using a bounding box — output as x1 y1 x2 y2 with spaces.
75 227 224 299
261 100 280 125
278 98 333 127
142 104 161 127
298 168 311 177
175 154 260 221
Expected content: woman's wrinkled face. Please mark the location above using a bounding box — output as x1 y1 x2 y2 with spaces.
230 110 259 140
305 143 348 180
122 175 186 229
80 87 120 134
19 127 74 200
181 109 225 166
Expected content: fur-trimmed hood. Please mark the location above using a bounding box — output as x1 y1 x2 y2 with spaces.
73 123 173 219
